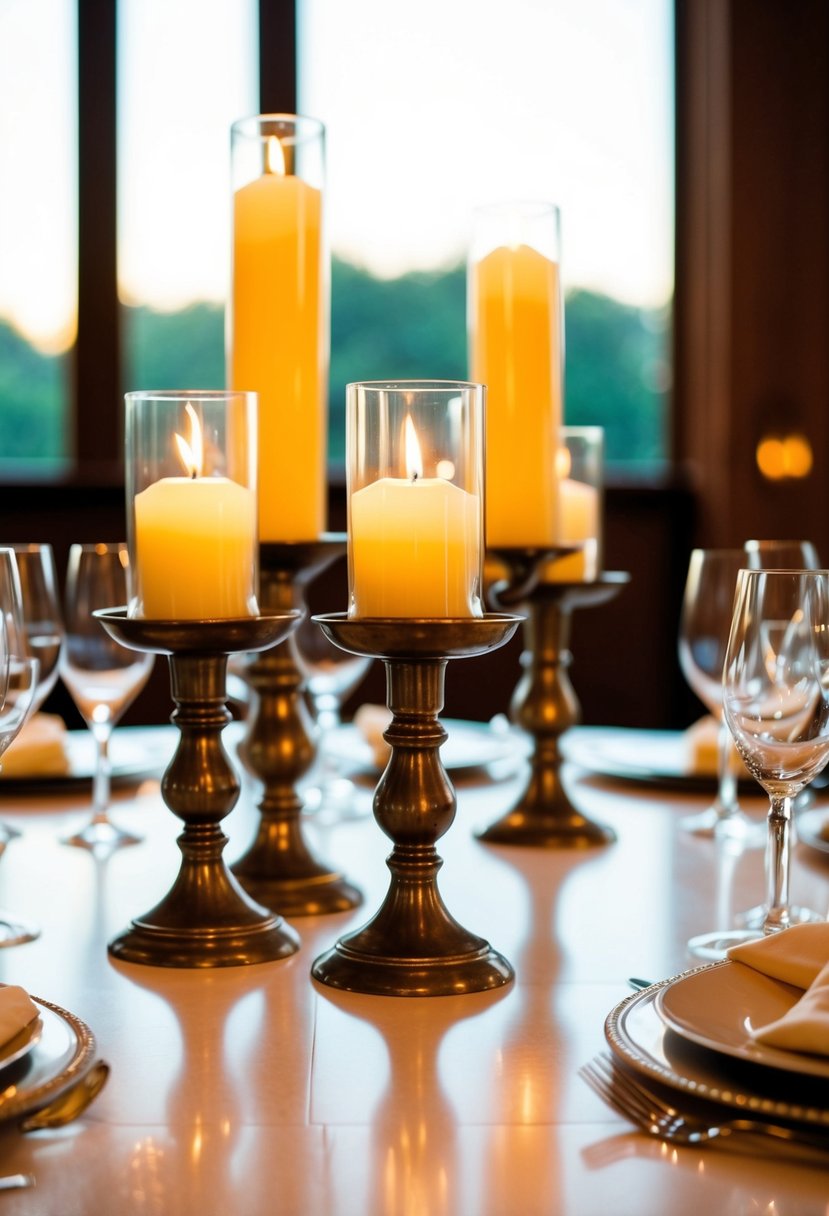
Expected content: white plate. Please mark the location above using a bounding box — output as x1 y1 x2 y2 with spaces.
562 726 759 794
0 1015 42 1072
0 729 170 794
324 718 529 775
606 965 829 1127
654 959 829 1080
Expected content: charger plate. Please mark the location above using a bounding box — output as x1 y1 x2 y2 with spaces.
605 963 829 1128
0 994 97 1126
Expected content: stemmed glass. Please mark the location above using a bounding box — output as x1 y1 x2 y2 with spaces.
0 548 41 946
12 543 64 715
59 543 154 852
678 549 760 839
688 568 829 957
292 614 372 818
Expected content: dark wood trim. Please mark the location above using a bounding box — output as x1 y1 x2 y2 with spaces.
74 0 120 466
258 0 297 113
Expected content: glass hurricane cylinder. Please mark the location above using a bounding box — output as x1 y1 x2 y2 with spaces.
346 380 484 619
229 113 328 543
125 390 258 620
545 426 604 582
468 201 563 549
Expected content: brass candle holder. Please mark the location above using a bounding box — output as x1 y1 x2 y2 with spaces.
479 552 630 849
231 537 362 917
310 613 521 998
96 609 302 968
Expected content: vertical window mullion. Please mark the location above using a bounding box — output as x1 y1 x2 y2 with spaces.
75 0 119 468
258 0 297 113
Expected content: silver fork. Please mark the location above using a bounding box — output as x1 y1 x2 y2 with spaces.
579 1053 829 1156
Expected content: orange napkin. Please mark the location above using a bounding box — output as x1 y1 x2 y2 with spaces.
0 713 70 779
0 984 39 1049
728 923 829 1055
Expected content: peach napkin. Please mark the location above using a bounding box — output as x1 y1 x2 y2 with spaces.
728 923 829 1055
0 984 39 1050
0 713 70 779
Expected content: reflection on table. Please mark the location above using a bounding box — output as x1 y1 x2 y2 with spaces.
0 723 827 1215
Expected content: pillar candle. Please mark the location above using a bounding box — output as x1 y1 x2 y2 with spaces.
469 242 563 546
545 478 601 582
230 142 325 542
135 477 257 619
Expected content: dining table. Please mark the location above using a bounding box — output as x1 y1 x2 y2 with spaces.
0 718 827 1216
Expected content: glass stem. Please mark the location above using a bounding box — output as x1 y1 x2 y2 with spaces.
763 794 792 933
714 720 738 819
91 726 113 825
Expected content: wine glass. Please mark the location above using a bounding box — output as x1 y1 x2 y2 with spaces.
688 568 829 958
59 543 154 852
292 613 373 818
11 543 64 714
678 549 760 839
0 548 41 946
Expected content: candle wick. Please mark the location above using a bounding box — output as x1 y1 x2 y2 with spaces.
411 471 418 483
190 469 197 480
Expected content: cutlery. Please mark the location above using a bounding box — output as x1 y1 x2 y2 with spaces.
19 1059 109 1132
0 1175 34 1191
580 1052 829 1156
627 976 652 991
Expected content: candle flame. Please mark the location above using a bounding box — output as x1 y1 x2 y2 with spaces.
404 415 423 482
265 135 286 176
174 403 203 479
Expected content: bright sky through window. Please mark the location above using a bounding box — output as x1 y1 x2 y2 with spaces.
0 0 672 353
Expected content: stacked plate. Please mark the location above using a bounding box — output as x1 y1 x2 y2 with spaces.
0 991 99 1126
606 959 829 1128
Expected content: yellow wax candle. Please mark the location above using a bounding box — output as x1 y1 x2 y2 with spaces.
230 146 325 542
469 242 563 546
546 478 601 582
135 477 257 618
350 477 481 617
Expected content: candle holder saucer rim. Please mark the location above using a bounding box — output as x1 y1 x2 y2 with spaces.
312 612 523 660
94 608 301 655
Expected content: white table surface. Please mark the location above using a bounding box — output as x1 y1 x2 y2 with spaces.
0 723 827 1216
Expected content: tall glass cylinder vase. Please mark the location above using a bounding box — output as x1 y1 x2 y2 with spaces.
229 114 328 543
468 201 563 549
346 380 484 619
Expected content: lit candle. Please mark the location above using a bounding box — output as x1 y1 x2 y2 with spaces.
230 129 326 542
350 417 481 617
470 239 563 546
135 405 257 618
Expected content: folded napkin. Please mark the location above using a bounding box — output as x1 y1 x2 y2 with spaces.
0 984 38 1049
728 923 829 1055
682 715 749 778
354 703 393 769
0 713 71 779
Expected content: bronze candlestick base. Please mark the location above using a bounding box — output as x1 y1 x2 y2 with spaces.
96 610 302 968
480 557 630 849
310 613 521 998
231 537 362 918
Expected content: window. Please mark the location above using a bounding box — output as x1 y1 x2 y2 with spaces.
0 1 672 478
0 0 76 472
299 0 674 471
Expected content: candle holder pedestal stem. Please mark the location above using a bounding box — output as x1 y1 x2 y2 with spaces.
231 538 362 917
480 556 630 849
310 614 521 997
95 611 303 968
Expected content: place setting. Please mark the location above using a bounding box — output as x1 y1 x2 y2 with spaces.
582 563 829 1155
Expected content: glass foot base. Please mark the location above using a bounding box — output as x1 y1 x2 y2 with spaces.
679 806 764 845
687 928 762 960
0 909 40 948
63 818 142 853
736 902 826 931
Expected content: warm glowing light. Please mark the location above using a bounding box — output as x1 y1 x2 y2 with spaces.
756 432 813 481
265 134 286 176
555 446 572 478
436 458 456 480
174 403 203 478
404 414 424 481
